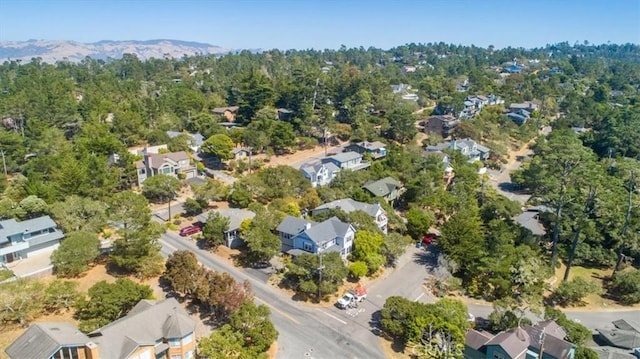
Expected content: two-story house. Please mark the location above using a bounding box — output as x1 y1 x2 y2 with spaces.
0 216 64 265
211 106 239 122
465 320 576 359
362 177 404 206
426 138 490 163
299 161 340 187
312 198 388 233
6 298 196 359
135 151 197 186
345 141 387 160
321 151 370 171
196 208 256 248
276 216 355 259
422 115 460 138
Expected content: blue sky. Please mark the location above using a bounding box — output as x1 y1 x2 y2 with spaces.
1 0 639 50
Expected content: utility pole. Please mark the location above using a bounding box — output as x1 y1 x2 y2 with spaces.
248 147 253 174
0 150 7 176
317 251 324 303
538 328 546 358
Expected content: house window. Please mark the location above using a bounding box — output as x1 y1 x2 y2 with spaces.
139 169 146 175
169 338 181 347
51 347 80 359
185 351 194 359
171 355 182 359
162 167 172 174
493 352 505 359
303 242 313 252
183 333 193 345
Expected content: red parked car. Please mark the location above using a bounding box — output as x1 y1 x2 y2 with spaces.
179 225 202 237
422 234 436 245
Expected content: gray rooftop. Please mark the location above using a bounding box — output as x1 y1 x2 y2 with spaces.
303 217 352 245
276 216 314 236
6 322 91 359
515 211 546 236
0 216 60 244
313 198 382 218
324 151 362 163
351 141 386 150
166 131 205 147
300 161 339 178
477 322 574 359
363 177 401 198
597 329 640 350
612 319 640 333
465 329 494 350
89 298 195 359
197 208 256 232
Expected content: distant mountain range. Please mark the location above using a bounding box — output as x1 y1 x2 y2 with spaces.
0 39 232 63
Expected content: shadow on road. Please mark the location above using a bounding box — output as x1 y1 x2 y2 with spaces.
497 182 531 194
413 245 438 269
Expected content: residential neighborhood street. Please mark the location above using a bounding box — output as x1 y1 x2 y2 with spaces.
158 231 386 359
159 227 640 359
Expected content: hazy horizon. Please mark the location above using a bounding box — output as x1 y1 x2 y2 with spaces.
1 0 639 51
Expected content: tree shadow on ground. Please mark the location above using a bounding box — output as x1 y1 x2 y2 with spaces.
369 309 407 354
413 245 438 268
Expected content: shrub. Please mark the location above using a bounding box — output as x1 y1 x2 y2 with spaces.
349 261 368 279
609 269 640 304
552 277 602 306
575 347 599 359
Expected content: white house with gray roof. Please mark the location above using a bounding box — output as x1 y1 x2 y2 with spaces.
0 215 64 265
299 151 370 187
135 150 197 186
426 138 490 163
299 161 340 187
276 216 355 258
321 151 370 171
312 198 388 233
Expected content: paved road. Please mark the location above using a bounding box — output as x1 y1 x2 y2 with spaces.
486 149 534 205
158 232 385 359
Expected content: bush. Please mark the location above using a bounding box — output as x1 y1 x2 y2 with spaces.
575 346 599 359
552 277 602 306
609 269 640 304
51 231 100 277
349 261 368 279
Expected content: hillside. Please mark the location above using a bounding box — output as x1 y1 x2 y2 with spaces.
0 39 231 63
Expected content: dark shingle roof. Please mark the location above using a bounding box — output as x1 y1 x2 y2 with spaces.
6 322 91 359
485 327 530 359
362 177 401 197
276 216 313 236
465 329 494 350
303 217 351 245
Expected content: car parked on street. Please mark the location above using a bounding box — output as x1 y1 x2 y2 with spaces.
179 224 202 236
336 286 367 309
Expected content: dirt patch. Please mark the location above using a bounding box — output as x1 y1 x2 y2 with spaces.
552 264 640 311
379 337 410 359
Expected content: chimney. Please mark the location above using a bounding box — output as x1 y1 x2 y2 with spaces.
145 154 152 169
85 341 100 359
305 222 312 230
